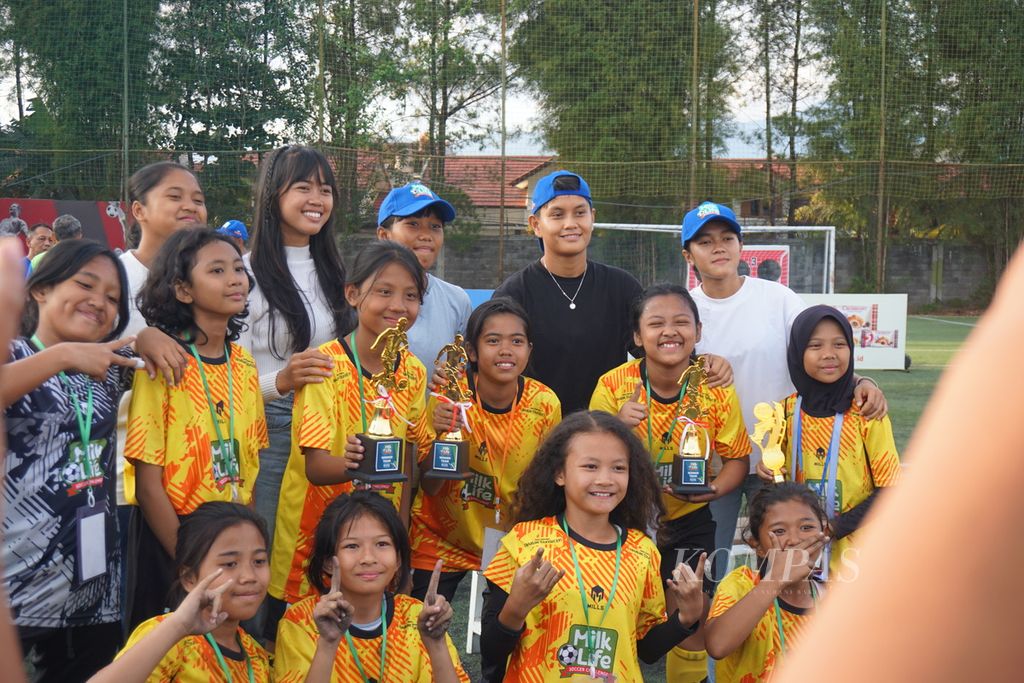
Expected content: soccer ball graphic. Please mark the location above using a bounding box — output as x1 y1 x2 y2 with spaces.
557 643 579 667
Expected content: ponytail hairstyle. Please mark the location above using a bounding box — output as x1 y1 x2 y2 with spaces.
250 145 350 359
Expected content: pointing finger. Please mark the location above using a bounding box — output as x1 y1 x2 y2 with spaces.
330 556 341 595
425 559 443 606
630 382 644 403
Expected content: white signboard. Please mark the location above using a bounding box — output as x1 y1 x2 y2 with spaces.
800 293 908 370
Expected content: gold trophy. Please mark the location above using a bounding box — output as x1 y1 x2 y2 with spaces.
671 357 714 495
354 318 410 484
424 334 474 480
751 401 787 483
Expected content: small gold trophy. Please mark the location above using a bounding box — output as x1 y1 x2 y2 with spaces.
751 401 787 483
671 356 714 495
424 335 474 480
354 318 410 484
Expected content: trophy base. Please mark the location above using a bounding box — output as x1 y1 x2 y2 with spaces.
422 439 472 480
672 456 712 496
354 434 407 484
671 483 715 496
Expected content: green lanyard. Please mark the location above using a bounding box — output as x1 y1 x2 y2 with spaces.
344 596 388 683
773 580 819 655
31 334 95 449
644 365 689 464
561 516 622 678
188 343 237 494
349 333 369 432
204 633 255 683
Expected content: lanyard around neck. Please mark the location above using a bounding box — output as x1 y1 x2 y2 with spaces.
791 396 843 519
773 580 819 656
644 363 688 463
31 335 94 447
349 333 369 433
204 632 255 683
345 596 388 683
473 373 521 525
189 343 235 450
561 516 622 675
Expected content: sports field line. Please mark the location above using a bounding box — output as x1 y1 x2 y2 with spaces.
911 315 977 328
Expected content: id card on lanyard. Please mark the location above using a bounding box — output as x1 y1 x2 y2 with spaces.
189 343 240 501
791 396 842 579
30 335 109 583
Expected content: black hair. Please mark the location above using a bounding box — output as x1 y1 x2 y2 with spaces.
743 482 828 547
347 241 426 308
463 297 530 371
628 283 700 362
250 145 350 358
379 205 445 230
137 227 254 345
306 491 411 596
552 174 581 192
682 218 744 251
27 222 51 234
22 239 130 341
172 502 270 606
127 161 202 233
52 214 83 241
512 410 665 531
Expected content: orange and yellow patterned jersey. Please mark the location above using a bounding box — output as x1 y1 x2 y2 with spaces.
590 358 750 520
274 593 470 683
707 566 815 683
269 338 432 603
483 516 666 682
410 376 561 572
781 394 901 577
124 343 268 514
118 615 270 682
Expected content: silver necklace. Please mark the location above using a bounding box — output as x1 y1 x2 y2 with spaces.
544 261 587 310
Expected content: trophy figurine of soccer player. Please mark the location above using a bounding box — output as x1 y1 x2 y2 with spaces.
423 334 474 480
354 318 410 484
751 401 787 484
671 356 714 495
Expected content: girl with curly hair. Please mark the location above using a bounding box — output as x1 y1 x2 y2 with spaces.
480 410 707 682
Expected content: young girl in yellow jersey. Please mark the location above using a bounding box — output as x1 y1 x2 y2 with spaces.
705 483 828 682
269 241 434 607
409 297 561 603
590 283 749 681
112 502 273 682
126 228 268 628
756 305 901 579
274 490 469 682
481 410 707 682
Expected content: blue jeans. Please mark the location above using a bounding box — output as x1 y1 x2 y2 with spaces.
708 473 767 582
253 395 294 546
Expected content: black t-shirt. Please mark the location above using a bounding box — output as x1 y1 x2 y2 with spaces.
494 259 642 414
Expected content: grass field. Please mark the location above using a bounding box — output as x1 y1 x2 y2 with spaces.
450 315 976 681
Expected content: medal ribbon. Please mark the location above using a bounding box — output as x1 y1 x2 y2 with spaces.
791 396 843 579
31 335 98 505
204 633 255 683
773 580 819 656
344 596 388 683
561 516 622 678
189 343 238 500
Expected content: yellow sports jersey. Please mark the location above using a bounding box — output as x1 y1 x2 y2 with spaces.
781 394 901 578
708 566 814 683
118 615 270 682
590 358 750 520
269 338 432 603
483 516 666 682
124 343 268 514
410 376 561 572
274 593 470 682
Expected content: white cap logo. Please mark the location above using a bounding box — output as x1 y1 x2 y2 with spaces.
697 202 720 219
409 183 433 198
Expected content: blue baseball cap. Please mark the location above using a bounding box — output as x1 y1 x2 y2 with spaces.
217 219 248 242
681 201 742 246
377 182 456 226
529 171 592 215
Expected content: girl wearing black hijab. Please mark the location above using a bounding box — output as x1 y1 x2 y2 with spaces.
757 305 902 581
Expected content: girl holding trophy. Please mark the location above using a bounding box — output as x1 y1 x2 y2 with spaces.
269 241 435 607
756 305 901 580
589 283 749 682
409 298 562 604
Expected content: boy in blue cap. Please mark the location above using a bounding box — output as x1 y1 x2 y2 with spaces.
376 181 472 368
493 170 643 413
217 219 249 253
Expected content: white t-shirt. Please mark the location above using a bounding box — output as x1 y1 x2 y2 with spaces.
692 276 806 469
241 245 339 401
115 250 151 504
407 273 473 371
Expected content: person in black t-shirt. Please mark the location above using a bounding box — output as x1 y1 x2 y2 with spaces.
494 171 642 414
